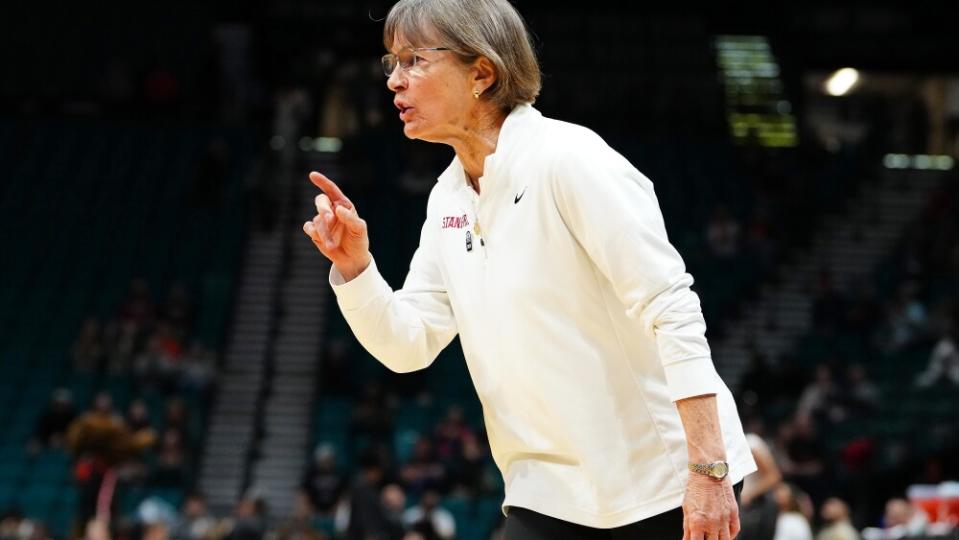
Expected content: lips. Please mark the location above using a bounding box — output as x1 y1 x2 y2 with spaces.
395 99 413 121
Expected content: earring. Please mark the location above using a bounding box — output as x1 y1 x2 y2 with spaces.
473 90 481 99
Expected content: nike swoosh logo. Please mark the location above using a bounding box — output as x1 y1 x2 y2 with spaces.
514 187 527 204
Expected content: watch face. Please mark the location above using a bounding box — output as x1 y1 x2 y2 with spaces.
711 462 729 479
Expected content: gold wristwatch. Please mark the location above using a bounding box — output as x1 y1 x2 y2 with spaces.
688 461 729 480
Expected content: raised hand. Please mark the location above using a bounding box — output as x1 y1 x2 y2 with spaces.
303 171 372 281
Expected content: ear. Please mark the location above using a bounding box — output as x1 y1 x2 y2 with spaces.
471 56 497 94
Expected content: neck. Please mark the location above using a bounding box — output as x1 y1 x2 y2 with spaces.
449 105 507 193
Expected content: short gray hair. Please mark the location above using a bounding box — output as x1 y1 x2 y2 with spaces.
383 0 541 112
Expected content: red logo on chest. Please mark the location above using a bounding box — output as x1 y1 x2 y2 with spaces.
441 214 471 229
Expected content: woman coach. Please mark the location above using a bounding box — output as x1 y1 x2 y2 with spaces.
302 0 756 538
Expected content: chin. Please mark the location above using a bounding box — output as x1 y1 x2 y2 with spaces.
401 119 437 142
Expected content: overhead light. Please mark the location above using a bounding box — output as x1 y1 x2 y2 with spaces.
314 137 343 153
824 68 860 96
913 155 933 170
883 153 955 171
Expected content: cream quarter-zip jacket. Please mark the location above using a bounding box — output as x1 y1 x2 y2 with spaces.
329 104 756 528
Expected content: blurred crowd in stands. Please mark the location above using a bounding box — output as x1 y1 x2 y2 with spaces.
0 279 216 540
70 280 216 395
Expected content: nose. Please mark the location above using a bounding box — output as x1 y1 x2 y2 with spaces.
386 66 406 93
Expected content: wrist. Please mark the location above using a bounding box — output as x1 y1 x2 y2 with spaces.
337 254 372 282
687 445 727 465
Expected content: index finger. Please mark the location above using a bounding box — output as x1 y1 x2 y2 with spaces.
309 171 352 208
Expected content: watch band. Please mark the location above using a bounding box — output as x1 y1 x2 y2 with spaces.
688 461 729 480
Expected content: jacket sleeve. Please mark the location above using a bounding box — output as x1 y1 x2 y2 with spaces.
328 194 458 373
550 137 723 402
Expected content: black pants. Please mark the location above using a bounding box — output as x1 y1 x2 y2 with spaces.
503 482 743 540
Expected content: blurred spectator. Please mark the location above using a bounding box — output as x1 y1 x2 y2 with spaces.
432 406 473 463
884 498 927 534
138 495 180 532
339 451 393 540
838 436 878 476
223 493 268 540
706 204 741 258
28 388 77 452
380 484 409 540
67 394 149 461
143 522 171 540
0 510 45 540
84 518 111 540
301 443 347 515
118 278 155 329
817 498 859 540
740 433 782 540
135 323 184 394
401 490 455 540
163 398 191 445
180 342 216 396
843 365 880 417
274 489 327 540
861 498 930 539
773 416 826 505
432 405 482 492
170 492 217 540
160 283 193 335
882 281 928 352
914 321 959 387
773 484 813 540
450 431 488 495
67 393 155 534
125 399 155 436
72 317 105 372
152 429 188 487
797 366 844 425
399 436 446 498
105 319 140 374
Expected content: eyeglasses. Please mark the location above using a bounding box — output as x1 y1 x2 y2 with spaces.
381 47 451 77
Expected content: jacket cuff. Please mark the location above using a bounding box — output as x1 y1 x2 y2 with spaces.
329 258 388 311
663 357 722 402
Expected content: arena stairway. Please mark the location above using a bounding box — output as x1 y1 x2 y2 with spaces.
197 158 288 514
248 159 333 516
